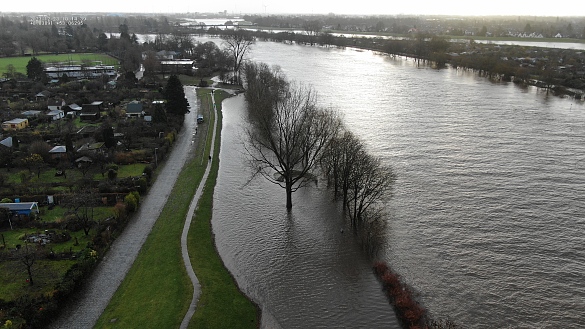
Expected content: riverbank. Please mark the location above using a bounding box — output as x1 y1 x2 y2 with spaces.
214 28 585 99
254 26 585 45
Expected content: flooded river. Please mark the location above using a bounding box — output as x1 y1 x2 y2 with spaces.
210 40 585 328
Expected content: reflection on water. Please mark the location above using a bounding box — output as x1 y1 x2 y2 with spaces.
213 40 585 328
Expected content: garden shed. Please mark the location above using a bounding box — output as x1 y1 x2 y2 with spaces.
0 202 40 216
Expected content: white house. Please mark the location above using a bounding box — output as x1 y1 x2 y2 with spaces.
47 109 65 121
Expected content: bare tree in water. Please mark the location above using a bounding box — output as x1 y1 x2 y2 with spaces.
243 62 341 210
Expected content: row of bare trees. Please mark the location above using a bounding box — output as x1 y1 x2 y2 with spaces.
242 62 394 251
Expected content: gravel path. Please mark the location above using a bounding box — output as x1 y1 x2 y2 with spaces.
50 86 200 329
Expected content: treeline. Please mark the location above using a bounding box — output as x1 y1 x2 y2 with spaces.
224 28 585 95
243 13 585 39
242 61 395 253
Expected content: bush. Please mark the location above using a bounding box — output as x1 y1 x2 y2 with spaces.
114 152 135 165
105 163 119 172
107 168 118 180
373 261 429 328
136 177 147 194
113 202 127 220
124 193 138 213
143 165 153 181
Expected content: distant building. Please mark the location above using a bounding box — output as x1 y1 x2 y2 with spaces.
48 145 68 160
0 202 40 216
2 118 29 131
79 101 103 121
47 98 66 112
126 100 144 118
63 104 82 118
47 109 65 121
160 59 195 75
44 65 117 80
21 110 42 118
0 136 13 148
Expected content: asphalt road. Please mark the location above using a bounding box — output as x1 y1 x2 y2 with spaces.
50 86 200 329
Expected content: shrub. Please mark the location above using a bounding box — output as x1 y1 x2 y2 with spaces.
98 181 113 193
143 165 153 181
373 261 389 276
107 168 118 180
373 261 429 328
129 191 140 204
113 202 127 220
114 152 135 165
134 177 146 194
124 193 138 213
105 163 119 172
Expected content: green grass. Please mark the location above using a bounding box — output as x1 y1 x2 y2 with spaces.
95 88 257 328
91 163 146 180
187 93 259 328
0 258 76 301
176 74 204 86
95 136 204 328
0 53 119 75
0 226 94 253
0 162 146 187
39 205 113 222
114 163 146 178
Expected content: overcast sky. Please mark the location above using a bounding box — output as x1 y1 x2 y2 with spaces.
1 0 584 17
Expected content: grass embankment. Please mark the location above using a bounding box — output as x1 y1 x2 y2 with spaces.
0 53 118 75
95 88 258 328
187 90 259 328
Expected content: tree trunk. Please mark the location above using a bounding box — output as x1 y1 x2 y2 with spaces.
286 182 293 210
27 267 34 285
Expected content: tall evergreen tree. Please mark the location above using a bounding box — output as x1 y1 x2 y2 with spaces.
26 57 45 81
163 74 188 115
152 101 168 123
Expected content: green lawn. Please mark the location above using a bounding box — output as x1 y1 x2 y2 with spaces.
0 258 77 301
0 162 145 186
0 53 119 75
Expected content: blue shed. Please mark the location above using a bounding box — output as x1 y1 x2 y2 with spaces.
0 202 40 216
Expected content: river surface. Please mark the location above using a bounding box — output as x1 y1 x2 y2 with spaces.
208 38 585 329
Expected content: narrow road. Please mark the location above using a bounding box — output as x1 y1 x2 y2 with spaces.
50 86 200 329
